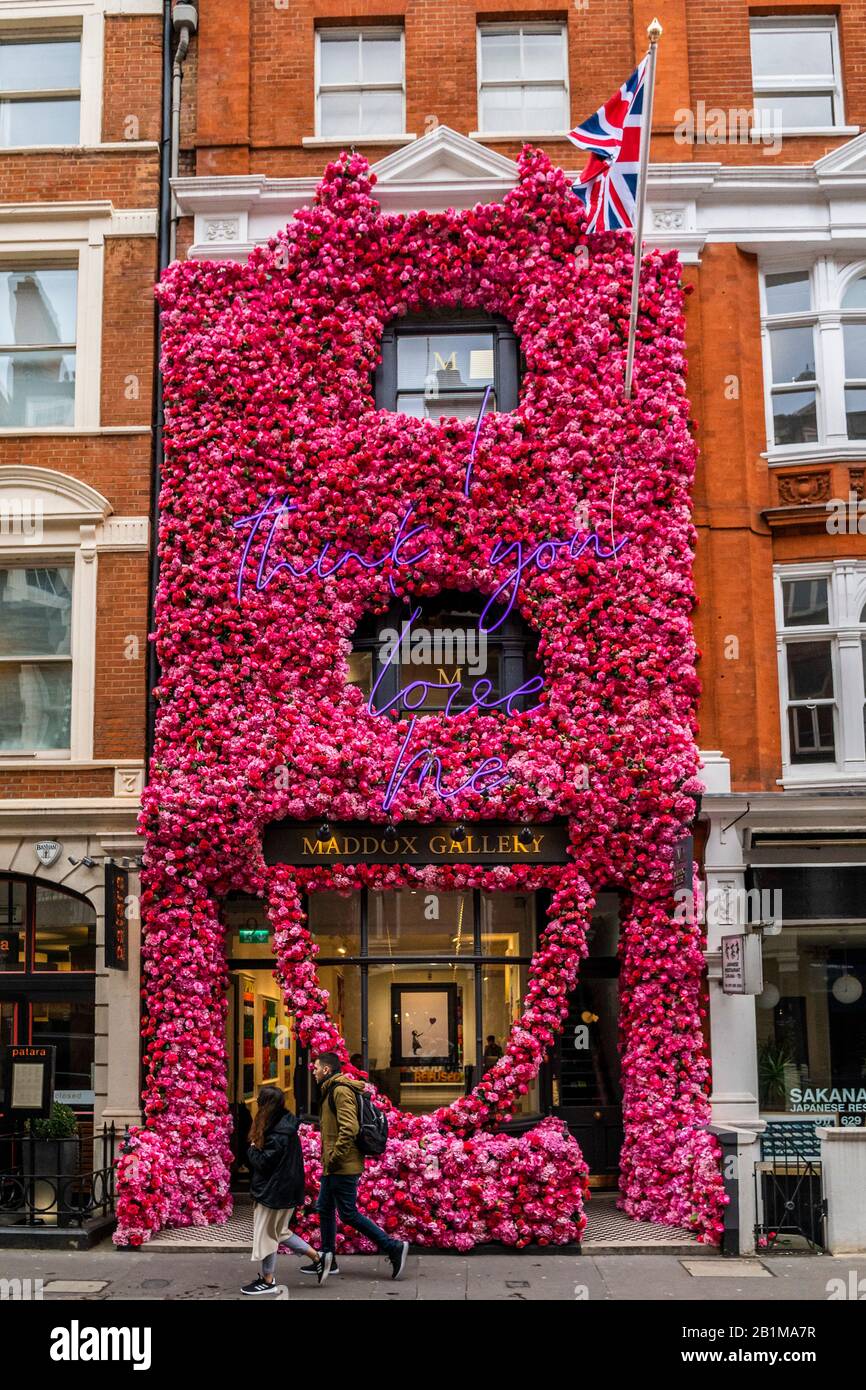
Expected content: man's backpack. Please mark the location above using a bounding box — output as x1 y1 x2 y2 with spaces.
328 1081 389 1157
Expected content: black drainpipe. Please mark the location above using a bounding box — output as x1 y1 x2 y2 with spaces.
145 0 174 779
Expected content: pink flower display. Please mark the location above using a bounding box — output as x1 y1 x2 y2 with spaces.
113 146 726 1249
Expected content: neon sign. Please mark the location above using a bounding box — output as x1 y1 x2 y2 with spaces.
233 482 628 811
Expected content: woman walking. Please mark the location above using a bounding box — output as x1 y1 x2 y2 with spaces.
242 1084 329 1293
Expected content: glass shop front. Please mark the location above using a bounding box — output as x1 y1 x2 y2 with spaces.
224 887 624 1182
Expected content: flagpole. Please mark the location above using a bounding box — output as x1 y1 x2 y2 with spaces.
624 18 662 400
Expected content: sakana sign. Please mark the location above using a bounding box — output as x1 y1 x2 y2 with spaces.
118 146 724 1252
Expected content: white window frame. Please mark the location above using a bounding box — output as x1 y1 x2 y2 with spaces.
750 14 846 135
476 22 570 138
774 561 866 786
0 22 83 148
0 259 80 429
759 257 866 462
314 26 406 141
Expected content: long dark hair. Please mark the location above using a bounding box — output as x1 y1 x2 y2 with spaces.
250 1085 285 1148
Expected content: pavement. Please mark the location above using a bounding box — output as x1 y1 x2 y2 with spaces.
2 1242 865 1301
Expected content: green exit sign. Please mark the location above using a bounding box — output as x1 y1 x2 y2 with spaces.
239 929 269 944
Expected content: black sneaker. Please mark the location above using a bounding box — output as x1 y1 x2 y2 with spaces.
317 1251 333 1286
241 1274 278 1295
300 1257 340 1276
389 1241 409 1280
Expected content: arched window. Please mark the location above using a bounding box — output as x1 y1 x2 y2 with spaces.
374 311 520 419
348 590 541 715
841 274 866 439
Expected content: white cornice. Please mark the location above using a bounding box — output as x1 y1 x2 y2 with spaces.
173 124 866 264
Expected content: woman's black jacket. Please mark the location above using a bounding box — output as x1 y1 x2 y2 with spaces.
247 1108 306 1209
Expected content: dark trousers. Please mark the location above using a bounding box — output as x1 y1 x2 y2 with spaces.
317 1173 400 1257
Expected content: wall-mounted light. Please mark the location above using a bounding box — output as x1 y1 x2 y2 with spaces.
452 824 467 841
317 820 331 841
517 825 533 846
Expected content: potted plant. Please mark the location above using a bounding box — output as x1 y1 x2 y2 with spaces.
23 1103 81 1223
758 1040 794 1110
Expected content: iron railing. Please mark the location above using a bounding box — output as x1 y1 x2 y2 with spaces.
0 1124 126 1229
754 1121 827 1253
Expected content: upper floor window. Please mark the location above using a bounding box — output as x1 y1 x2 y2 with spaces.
349 591 541 717
750 15 844 132
0 266 77 428
775 564 866 782
0 31 81 147
760 260 866 454
477 23 569 135
375 313 519 420
0 564 73 753
316 27 404 139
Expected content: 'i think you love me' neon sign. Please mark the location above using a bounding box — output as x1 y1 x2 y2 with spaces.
234 495 628 811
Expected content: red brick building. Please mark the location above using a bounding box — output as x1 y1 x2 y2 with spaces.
167 1 866 1252
0 1 162 1142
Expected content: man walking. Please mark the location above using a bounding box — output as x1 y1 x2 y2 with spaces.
306 1051 409 1281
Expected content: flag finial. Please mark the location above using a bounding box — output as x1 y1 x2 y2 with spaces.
648 18 663 43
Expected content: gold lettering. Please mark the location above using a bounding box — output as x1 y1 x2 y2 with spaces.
362 837 379 854
498 835 511 853
429 836 448 854
302 836 324 855
401 836 418 854
449 840 464 854
344 837 360 854
434 351 457 371
323 837 340 855
531 837 543 854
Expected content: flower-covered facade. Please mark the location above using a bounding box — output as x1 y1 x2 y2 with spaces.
113 144 726 1249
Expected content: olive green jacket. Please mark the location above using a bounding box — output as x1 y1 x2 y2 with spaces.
319 1073 366 1176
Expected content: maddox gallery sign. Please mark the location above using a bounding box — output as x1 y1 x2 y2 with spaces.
262 820 569 866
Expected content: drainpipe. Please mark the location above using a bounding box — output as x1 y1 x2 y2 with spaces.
145 2 197 776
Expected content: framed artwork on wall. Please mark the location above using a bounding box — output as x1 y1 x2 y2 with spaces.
261 997 278 1082
391 984 458 1067
241 977 255 1099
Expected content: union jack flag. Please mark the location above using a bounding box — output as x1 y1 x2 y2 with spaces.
567 60 648 231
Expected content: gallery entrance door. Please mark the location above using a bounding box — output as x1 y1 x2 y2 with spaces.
545 893 623 1184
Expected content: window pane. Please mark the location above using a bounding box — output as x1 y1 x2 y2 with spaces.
0 663 72 751
772 388 817 445
368 888 472 957
769 325 815 383
224 895 273 959
750 27 834 80
319 89 359 137
844 322 866 379
319 34 359 85
481 891 534 956
787 641 834 700
0 350 76 425
307 890 361 957
31 996 95 1107
754 92 835 128
522 29 566 81
479 85 523 133
0 566 72 656
358 87 402 135
360 33 402 84
0 38 81 92
782 578 829 627
397 332 496 391
765 270 811 315
482 962 538 1113
788 703 835 761
0 269 77 347
842 275 866 310
346 649 371 694
0 96 80 147
397 637 499 711
316 962 362 1059
523 83 569 132
480 31 521 82
845 387 866 439
34 885 96 972
398 388 496 423
368 961 474 1111
0 877 26 971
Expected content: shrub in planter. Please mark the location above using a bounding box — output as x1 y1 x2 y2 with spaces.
23 1103 81 1221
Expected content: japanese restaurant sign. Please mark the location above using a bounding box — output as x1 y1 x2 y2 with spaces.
104 863 129 971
